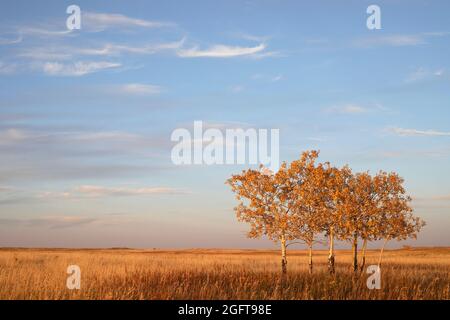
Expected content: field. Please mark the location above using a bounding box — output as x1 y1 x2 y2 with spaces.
0 247 449 300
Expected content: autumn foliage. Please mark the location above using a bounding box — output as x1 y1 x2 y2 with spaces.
227 150 425 274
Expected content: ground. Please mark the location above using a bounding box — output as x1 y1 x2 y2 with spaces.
0 247 448 299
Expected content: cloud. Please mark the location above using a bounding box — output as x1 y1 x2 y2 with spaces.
405 67 445 83
230 85 245 93
74 185 186 197
0 127 174 184
353 32 450 48
75 38 185 56
18 26 73 37
232 32 271 43
41 61 121 76
177 43 266 58
325 104 370 114
388 127 450 137
251 73 284 82
0 128 28 144
82 12 175 31
18 39 186 62
432 195 450 201
0 35 22 45
120 83 164 95
0 216 97 229
355 35 425 47
0 61 17 74
271 74 283 82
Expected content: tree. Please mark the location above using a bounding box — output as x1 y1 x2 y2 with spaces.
226 151 320 274
337 171 380 273
290 151 326 274
374 172 425 266
319 165 350 274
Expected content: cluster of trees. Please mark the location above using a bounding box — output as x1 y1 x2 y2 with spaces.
227 151 425 274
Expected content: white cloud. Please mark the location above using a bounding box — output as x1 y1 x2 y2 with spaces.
326 104 369 114
389 127 450 137
248 51 284 59
177 43 266 58
354 34 424 48
83 12 174 31
230 85 245 93
405 67 445 83
120 83 163 95
0 216 97 229
75 185 185 197
41 61 121 76
18 26 73 37
77 39 185 56
271 74 283 82
354 32 450 48
0 35 22 45
0 61 17 74
0 128 28 144
18 39 186 61
251 73 283 82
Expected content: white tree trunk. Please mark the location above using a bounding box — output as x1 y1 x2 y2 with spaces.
328 228 335 274
280 235 287 274
360 238 368 272
351 233 358 273
378 238 389 267
308 244 313 275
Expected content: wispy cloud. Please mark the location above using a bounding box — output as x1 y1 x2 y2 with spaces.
18 39 185 62
230 85 245 93
354 34 425 47
74 185 186 197
120 83 164 95
0 216 97 229
388 127 450 137
251 73 284 82
0 61 17 74
0 34 22 45
82 12 175 31
40 61 121 76
325 104 370 114
177 43 266 58
353 32 450 48
18 26 73 37
405 67 445 83
36 185 187 199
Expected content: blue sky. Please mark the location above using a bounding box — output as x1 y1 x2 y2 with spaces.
0 0 449 248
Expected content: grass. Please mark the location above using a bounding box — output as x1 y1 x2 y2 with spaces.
0 247 448 300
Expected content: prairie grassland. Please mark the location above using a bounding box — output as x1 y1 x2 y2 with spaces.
0 247 448 300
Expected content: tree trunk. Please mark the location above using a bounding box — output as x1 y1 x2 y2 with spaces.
308 244 313 275
378 238 389 267
328 228 335 274
351 232 358 273
360 238 368 272
280 235 287 274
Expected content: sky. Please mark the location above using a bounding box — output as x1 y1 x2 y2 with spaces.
0 0 449 249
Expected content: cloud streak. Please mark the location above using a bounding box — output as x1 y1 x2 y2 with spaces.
40 61 121 76
389 127 450 137
177 43 266 58
82 12 175 31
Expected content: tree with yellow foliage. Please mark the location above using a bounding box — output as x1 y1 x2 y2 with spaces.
226 151 320 274
227 150 425 275
373 172 425 267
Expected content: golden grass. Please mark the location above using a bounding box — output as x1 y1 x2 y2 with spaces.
0 247 448 300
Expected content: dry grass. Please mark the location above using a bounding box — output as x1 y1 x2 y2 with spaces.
0 247 448 300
